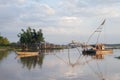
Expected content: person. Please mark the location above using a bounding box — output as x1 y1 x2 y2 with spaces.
95 43 105 50
95 44 102 50
96 44 99 50
101 44 105 50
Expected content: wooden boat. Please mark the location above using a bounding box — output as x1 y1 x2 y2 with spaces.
15 54 38 58
82 19 113 55
16 52 39 55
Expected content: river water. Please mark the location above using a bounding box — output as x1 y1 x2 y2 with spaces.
0 48 120 80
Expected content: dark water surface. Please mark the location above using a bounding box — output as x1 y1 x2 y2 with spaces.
0 49 120 80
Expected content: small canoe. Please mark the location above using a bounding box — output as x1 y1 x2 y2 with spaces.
16 52 39 55
15 54 38 58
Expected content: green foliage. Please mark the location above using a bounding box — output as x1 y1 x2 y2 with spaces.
0 35 9 45
18 27 44 49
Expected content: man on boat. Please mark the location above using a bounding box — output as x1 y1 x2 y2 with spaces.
95 44 105 50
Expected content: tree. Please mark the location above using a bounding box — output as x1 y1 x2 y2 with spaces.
0 35 9 45
18 27 44 50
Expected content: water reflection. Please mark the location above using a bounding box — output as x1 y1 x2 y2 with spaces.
82 51 112 80
0 51 9 62
115 56 120 59
16 49 62 70
92 54 104 59
53 49 93 79
15 48 113 79
0 49 120 80
16 53 44 70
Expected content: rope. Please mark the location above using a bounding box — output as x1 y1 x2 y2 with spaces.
87 19 106 44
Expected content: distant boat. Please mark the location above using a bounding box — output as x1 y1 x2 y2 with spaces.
82 19 113 55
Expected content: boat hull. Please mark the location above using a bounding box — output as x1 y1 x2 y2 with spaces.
82 49 96 55
16 52 39 55
82 49 113 55
15 54 38 58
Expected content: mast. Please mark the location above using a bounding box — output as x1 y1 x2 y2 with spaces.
86 19 106 44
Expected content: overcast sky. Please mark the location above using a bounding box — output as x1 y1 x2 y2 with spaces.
0 0 120 44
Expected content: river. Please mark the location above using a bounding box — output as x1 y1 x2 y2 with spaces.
0 48 120 80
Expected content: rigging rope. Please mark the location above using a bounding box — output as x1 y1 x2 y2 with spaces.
87 19 106 44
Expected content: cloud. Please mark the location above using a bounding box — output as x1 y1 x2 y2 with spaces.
95 6 120 18
0 0 120 43
0 0 56 26
59 16 82 26
0 0 28 6
0 5 22 26
61 16 78 22
59 0 120 18
43 4 55 15
20 3 55 24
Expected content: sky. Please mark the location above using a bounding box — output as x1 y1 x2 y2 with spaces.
0 0 120 44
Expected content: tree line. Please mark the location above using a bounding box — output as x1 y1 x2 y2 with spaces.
1 27 64 50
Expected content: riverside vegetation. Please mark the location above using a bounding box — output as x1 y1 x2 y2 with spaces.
0 27 65 51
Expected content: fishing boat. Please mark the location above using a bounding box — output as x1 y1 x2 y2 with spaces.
82 49 112 55
82 19 113 55
16 52 39 55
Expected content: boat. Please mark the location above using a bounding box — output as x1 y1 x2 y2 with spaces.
82 19 113 55
15 54 39 58
82 49 112 55
16 52 39 55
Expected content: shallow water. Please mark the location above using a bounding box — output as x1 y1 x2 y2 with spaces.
0 48 120 80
